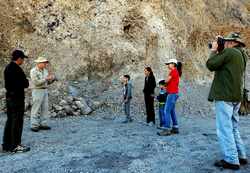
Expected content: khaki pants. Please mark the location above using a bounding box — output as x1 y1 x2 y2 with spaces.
30 89 49 128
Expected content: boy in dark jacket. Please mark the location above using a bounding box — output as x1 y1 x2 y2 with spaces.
156 80 167 129
122 75 133 123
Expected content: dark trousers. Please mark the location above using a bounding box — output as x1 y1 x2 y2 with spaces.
2 97 24 151
144 94 155 124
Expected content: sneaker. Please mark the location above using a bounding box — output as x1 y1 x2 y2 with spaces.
214 160 240 170
239 158 248 165
31 127 39 132
157 126 166 130
39 125 51 130
12 145 30 153
171 128 179 134
1 145 11 153
147 122 155 127
157 129 172 136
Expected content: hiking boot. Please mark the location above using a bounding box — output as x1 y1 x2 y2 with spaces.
239 158 248 165
12 145 30 153
39 125 51 130
31 127 39 132
171 127 179 134
214 160 240 170
157 129 172 136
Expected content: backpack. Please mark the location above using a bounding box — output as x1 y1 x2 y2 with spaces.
238 49 250 115
239 89 250 115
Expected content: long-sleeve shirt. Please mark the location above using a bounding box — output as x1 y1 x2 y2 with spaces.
206 47 245 102
123 81 132 100
143 75 156 95
157 89 167 107
4 61 29 99
30 66 49 89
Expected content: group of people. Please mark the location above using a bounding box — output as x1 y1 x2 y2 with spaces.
121 58 182 137
2 51 56 153
1 31 249 171
121 32 249 170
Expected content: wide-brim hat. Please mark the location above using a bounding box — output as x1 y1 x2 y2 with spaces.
165 58 178 65
224 32 246 47
34 56 49 63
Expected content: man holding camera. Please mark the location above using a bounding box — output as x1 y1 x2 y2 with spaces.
206 32 248 170
30 57 55 132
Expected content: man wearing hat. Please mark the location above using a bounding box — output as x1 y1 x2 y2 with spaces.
2 50 30 153
30 57 55 132
207 32 248 170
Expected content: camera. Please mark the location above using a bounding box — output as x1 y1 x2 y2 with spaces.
208 36 225 52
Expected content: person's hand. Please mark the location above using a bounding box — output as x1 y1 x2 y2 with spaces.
211 41 218 52
46 75 54 81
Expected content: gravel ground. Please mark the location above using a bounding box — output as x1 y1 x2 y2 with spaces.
0 83 249 173
0 109 249 173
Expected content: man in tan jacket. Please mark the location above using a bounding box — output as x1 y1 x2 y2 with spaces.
30 57 55 132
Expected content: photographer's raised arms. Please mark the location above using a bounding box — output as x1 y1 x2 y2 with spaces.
207 32 248 170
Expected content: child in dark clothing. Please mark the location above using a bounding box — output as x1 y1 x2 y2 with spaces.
157 80 167 128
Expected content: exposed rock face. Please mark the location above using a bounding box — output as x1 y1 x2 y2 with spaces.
0 0 249 84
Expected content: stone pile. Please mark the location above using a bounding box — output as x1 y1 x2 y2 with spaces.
0 86 104 118
50 96 101 118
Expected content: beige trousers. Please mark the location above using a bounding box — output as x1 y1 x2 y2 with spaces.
30 89 49 128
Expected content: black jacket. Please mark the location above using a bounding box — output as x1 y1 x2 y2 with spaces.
4 61 29 99
143 75 156 95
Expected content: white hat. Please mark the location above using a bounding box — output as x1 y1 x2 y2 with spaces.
34 57 49 63
165 58 178 65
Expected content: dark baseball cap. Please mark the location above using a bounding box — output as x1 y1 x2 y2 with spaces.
12 50 28 60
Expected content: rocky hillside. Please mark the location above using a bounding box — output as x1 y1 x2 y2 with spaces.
0 0 249 86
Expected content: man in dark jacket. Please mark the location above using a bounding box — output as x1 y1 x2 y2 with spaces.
206 32 248 170
2 50 30 153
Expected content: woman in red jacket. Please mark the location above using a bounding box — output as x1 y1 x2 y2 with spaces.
158 59 180 136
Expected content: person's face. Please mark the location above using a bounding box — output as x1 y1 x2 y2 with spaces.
17 58 24 65
225 41 238 48
167 63 175 69
122 77 128 84
224 41 231 48
38 62 48 69
144 69 150 76
159 84 165 89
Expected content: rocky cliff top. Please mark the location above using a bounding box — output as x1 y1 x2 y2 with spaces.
0 0 249 82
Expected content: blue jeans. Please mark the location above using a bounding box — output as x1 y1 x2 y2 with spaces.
124 100 130 119
159 105 165 126
215 101 247 164
163 94 179 129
